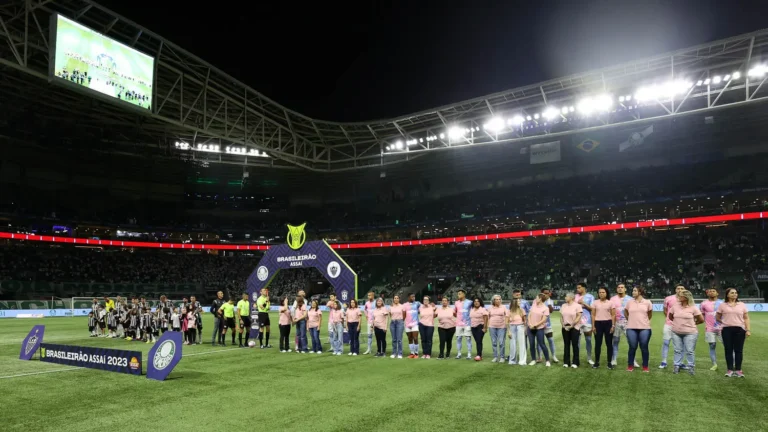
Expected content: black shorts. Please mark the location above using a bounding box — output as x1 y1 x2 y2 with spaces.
225 318 236 329
258 312 270 326
196 315 203 330
240 316 252 328
98 321 106 329
88 326 95 332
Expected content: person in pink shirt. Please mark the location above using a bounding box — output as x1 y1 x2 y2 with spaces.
372 298 390 357
345 299 362 356
527 294 551 367
592 287 616 369
469 297 489 361
363 291 376 355
668 289 703 375
660 285 685 369
610 283 637 368
488 295 509 363
307 300 323 354
559 292 582 368
436 297 457 359
293 296 308 354
507 298 527 366
328 300 345 355
623 286 653 372
418 296 437 358
716 288 752 378
278 297 292 353
389 295 406 359
699 288 723 371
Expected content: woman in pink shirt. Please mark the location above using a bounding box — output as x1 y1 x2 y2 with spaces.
278 297 292 353
372 298 390 357
592 287 616 370
668 289 703 375
436 297 456 359
345 299 362 356
469 297 489 361
418 296 436 358
716 288 752 377
307 300 323 354
623 286 653 372
329 300 345 356
389 296 406 358
527 294 551 367
488 295 509 363
559 292 582 368
507 298 527 365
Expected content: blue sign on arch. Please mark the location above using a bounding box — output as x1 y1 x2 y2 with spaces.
245 239 358 339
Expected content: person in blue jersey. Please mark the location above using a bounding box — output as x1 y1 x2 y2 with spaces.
403 293 422 358
610 284 639 368
454 290 474 360
537 288 559 364
575 283 595 365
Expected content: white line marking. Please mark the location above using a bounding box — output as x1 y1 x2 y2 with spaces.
0 367 82 379
183 348 240 357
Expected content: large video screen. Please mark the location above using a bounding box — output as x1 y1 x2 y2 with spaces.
51 14 154 111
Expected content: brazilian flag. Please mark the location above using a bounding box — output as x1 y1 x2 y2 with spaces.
574 136 601 153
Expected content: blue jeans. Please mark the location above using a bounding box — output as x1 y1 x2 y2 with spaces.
672 332 697 367
390 320 404 356
626 328 652 367
309 327 322 352
490 327 507 359
348 322 360 354
528 328 550 361
296 320 308 352
330 322 344 354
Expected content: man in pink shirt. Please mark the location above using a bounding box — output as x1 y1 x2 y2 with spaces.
660 285 685 369
699 288 723 371
363 291 376 355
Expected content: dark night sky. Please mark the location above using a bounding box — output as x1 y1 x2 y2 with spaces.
100 0 766 121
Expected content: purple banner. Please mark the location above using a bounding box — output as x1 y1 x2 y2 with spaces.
246 240 358 339
19 325 45 360
40 343 142 375
146 330 182 381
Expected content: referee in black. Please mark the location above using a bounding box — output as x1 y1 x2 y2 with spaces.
210 291 226 346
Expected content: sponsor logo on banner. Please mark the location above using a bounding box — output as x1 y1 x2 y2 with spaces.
341 290 348 302
25 335 39 356
39 343 142 375
152 340 176 371
754 304 764 312
327 261 341 279
529 141 561 164
276 254 317 267
286 223 307 250
256 266 269 281
619 125 654 152
754 270 768 282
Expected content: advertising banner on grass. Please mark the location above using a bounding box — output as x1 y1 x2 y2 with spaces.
146 330 182 381
40 343 142 375
19 325 45 360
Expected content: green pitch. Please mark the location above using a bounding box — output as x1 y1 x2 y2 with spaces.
53 15 153 110
1 313 766 432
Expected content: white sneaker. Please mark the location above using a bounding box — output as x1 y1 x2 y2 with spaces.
552 356 559 363
455 354 462 359
299 351 305 354
353 353 358 356
363 350 370 355
528 360 537 366
588 359 595 365
294 347 299 352
492 358 498 363
348 352 353 356
466 355 473 360
286 349 292 353
546 361 551 367
611 360 617 366
280 350 286 353
571 364 578 369
390 354 396 359
634 361 640 367
563 364 569 368
316 351 322 355
397 355 403 359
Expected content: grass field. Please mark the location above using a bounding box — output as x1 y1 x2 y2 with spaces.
1 313 767 432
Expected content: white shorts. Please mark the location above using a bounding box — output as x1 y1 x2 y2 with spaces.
406 325 419 333
662 324 673 340
614 321 627 336
580 324 593 333
705 331 723 344
455 326 472 337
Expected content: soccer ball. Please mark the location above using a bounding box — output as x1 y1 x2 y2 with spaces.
248 341 256 348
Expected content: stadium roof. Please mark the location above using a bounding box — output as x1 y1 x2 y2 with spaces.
3 0 768 172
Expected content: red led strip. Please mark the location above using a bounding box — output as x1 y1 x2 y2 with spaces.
0 212 763 251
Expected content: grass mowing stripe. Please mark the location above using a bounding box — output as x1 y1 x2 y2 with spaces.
0 366 83 379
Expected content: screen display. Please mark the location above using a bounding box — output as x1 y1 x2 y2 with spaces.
52 14 154 111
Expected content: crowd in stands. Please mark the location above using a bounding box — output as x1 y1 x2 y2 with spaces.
2 225 763 303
